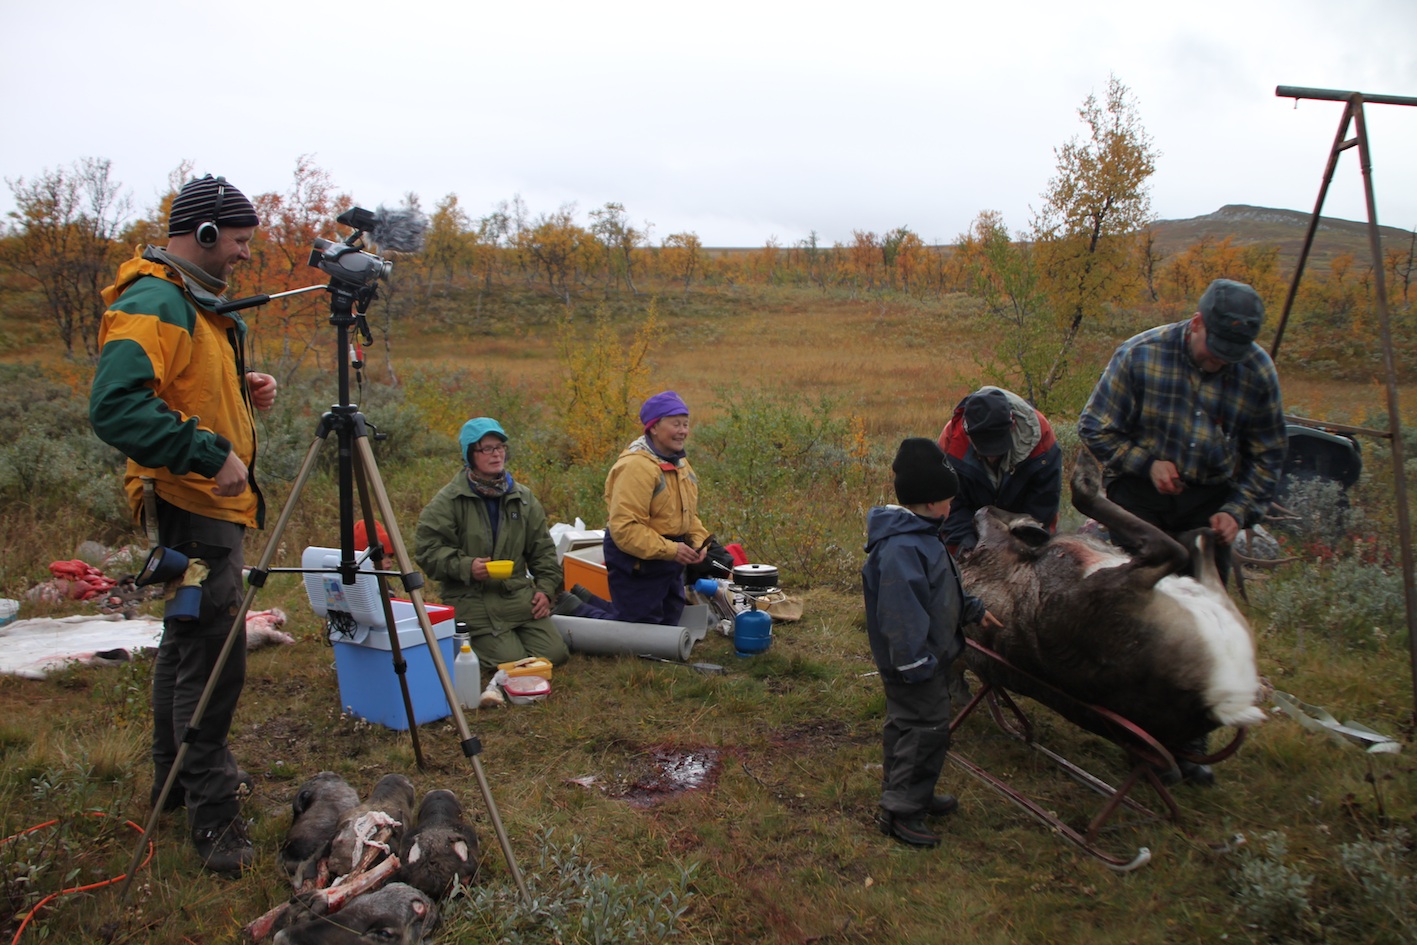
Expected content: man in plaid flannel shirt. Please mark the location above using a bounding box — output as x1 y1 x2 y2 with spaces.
1078 278 1287 586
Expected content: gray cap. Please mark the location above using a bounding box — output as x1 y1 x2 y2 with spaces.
962 388 1014 457
1198 279 1264 363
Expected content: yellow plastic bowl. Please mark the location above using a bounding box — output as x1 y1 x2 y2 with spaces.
486 559 515 580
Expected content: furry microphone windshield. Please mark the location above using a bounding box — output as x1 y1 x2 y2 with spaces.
367 206 429 253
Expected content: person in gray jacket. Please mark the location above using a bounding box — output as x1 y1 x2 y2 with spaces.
415 418 569 668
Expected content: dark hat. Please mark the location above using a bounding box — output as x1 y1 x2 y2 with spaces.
1198 279 1264 363
892 437 959 506
168 174 260 237
639 390 690 430
962 388 1014 457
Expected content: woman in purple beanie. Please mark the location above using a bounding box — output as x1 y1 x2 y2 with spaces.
561 390 710 626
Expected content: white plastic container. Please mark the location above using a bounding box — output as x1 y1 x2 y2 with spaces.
503 674 551 705
454 643 482 710
0 599 18 627
302 546 384 630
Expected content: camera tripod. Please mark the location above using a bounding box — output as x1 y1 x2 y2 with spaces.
118 280 529 906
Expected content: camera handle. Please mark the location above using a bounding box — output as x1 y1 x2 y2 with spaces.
212 283 327 315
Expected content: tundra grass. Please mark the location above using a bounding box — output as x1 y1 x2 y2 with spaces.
0 585 1412 944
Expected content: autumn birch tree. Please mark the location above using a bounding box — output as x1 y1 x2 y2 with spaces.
589 202 645 296
3 158 131 358
952 210 1059 405
242 155 351 380
423 193 475 289
1031 75 1158 396
661 233 703 296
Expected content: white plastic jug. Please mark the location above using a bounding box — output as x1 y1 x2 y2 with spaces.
454 643 482 710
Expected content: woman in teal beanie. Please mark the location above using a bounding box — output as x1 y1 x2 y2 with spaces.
414 417 569 668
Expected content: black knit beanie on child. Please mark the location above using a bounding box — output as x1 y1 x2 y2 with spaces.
892 437 959 505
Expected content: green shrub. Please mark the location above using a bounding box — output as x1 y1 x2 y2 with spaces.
455 830 697 945
692 388 868 588
1253 555 1407 650
1230 831 1316 939
1273 476 1365 552
1338 829 1417 943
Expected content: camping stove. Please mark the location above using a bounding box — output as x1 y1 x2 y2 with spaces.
727 564 778 657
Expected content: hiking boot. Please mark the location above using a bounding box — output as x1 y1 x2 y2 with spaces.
1156 759 1215 787
1177 759 1215 787
570 584 597 603
193 818 254 875
553 593 585 617
928 794 959 816
875 811 940 848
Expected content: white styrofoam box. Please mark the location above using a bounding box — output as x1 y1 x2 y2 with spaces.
554 529 604 563
303 546 385 626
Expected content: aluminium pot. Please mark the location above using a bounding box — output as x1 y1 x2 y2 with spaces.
731 563 779 590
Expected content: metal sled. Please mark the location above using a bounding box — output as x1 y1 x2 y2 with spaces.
948 639 1246 872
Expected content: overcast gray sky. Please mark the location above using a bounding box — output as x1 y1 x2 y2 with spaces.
3 0 1414 247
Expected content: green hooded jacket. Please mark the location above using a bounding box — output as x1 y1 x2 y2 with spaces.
413 471 563 637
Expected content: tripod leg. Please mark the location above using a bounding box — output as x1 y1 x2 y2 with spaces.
353 436 531 904
118 431 329 905
353 460 425 767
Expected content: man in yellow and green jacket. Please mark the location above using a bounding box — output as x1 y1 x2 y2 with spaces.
89 173 276 876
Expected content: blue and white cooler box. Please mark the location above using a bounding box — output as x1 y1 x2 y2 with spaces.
302 546 456 730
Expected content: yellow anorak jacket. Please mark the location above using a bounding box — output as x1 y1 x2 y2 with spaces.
89 247 263 527
603 439 710 560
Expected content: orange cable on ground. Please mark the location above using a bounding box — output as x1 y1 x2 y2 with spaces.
2 811 155 945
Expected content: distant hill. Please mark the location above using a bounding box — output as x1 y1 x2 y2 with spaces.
1146 204 1414 271
710 205 1413 270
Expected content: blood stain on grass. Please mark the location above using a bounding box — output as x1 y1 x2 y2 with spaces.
569 744 722 809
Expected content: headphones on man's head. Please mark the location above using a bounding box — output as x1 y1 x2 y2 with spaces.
194 176 228 248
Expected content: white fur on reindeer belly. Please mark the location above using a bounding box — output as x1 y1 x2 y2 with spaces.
1154 575 1266 730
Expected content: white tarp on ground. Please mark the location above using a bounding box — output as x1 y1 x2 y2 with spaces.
0 609 294 679
0 614 163 679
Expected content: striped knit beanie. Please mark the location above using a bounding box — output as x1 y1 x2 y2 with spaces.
168 174 260 237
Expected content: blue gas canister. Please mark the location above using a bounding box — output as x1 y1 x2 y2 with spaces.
733 607 772 657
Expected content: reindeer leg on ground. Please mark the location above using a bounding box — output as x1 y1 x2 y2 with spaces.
347 825 395 879
244 855 401 942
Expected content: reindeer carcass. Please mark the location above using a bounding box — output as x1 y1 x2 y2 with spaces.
958 452 1266 756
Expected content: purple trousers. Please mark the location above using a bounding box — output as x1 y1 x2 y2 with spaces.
574 532 687 626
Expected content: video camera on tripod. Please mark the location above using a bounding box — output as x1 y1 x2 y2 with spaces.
214 204 426 317
309 208 395 306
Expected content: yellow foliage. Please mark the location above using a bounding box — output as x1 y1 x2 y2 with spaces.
403 374 473 444
557 302 665 465
847 413 870 461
